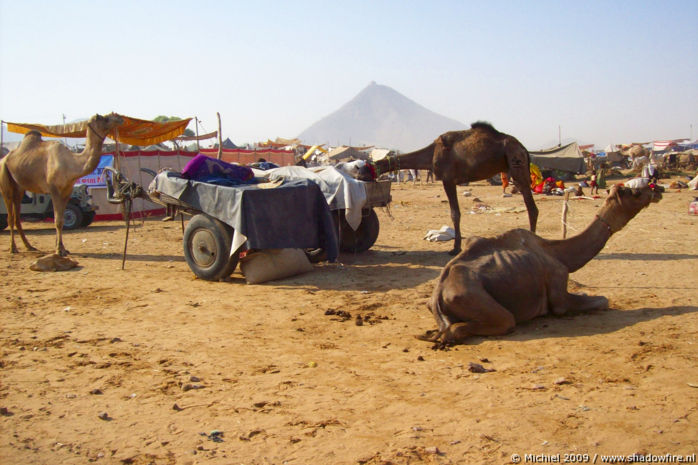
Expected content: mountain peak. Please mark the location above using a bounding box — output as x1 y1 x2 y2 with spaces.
298 84 466 151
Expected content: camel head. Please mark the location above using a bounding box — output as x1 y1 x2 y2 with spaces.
600 183 663 232
87 113 124 140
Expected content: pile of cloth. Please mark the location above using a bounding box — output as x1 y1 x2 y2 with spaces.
533 176 566 195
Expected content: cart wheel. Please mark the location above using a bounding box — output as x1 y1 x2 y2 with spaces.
337 208 380 253
63 203 83 230
183 214 239 281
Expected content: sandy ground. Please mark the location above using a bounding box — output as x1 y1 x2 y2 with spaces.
1 176 697 465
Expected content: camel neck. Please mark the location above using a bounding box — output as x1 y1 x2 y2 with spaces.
79 126 107 175
374 144 435 174
544 218 613 273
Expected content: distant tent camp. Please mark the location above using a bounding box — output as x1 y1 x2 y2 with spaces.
652 140 677 152
328 146 370 161
529 142 586 174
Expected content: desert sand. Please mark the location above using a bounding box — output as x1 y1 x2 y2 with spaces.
1 177 697 465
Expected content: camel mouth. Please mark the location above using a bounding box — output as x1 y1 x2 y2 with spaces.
649 183 663 202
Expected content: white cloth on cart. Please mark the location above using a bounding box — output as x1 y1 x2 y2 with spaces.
256 165 368 230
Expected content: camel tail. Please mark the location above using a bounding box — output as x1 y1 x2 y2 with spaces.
0 158 18 215
415 290 451 343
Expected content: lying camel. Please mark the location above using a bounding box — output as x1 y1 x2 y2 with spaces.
419 183 663 345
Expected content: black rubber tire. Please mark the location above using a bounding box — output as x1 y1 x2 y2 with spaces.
183 214 239 281
81 210 96 227
337 208 380 253
0 214 7 231
63 203 83 230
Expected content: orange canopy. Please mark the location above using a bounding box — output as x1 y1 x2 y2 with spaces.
6 114 192 146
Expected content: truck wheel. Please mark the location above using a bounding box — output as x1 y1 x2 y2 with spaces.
183 214 239 281
63 203 84 230
337 208 380 253
0 214 7 231
81 211 96 227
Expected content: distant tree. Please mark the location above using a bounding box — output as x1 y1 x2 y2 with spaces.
153 115 194 137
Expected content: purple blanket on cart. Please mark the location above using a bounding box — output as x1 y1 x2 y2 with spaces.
182 154 255 186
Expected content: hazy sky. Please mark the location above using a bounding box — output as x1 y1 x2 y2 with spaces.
1 0 696 150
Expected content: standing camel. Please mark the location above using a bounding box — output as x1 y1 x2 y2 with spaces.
372 122 538 255
420 183 663 345
0 113 124 256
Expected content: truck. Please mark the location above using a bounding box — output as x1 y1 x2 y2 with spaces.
0 185 98 231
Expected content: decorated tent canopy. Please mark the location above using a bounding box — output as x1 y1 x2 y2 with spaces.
529 142 586 173
6 114 191 146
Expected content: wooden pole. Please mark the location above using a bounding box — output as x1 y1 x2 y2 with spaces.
195 116 200 152
217 112 222 160
113 127 122 171
561 190 570 239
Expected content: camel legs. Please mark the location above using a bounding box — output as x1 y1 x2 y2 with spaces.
430 271 516 343
50 192 70 256
2 186 37 253
547 269 609 315
442 180 461 255
509 167 538 233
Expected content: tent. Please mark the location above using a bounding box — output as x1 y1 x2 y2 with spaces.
369 148 395 161
652 140 677 152
221 137 239 149
6 114 191 146
529 142 586 174
327 146 370 161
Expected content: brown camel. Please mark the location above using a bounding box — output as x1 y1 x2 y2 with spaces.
372 122 538 255
419 183 663 345
0 113 124 256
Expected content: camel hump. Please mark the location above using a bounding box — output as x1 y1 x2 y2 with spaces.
24 130 43 140
18 130 44 149
470 121 500 134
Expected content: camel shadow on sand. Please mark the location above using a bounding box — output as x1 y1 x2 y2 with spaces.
71 251 184 263
467 305 698 345
1 223 126 235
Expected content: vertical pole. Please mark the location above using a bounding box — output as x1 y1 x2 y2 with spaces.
62 114 68 147
217 112 222 160
0 120 4 156
113 128 122 171
195 116 200 152
561 190 570 239
558 125 561 147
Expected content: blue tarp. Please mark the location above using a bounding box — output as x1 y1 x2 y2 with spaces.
75 155 114 187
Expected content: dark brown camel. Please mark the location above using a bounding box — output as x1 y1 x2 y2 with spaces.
372 122 538 255
419 183 663 345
